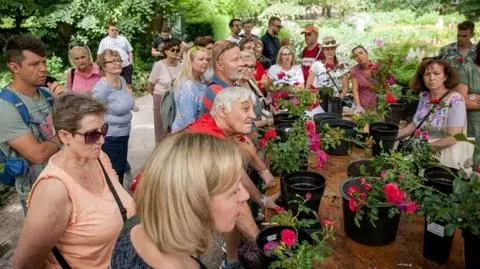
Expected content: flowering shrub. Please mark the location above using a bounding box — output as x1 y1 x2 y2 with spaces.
399 129 439 168
274 89 318 116
270 193 320 229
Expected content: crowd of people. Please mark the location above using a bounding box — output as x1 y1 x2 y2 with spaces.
0 14 477 269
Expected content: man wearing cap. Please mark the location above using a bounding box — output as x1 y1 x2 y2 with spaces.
151 25 174 60
300 25 325 83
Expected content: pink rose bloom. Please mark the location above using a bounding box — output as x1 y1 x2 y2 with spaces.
305 192 312 200
421 130 430 140
291 96 300 106
315 150 328 169
404 202 418 213
384 183 406 204
280 229 297 246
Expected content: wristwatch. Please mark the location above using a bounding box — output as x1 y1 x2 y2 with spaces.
468 94 477 101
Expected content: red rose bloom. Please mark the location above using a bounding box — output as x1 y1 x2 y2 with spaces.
264 129 277 140
280 229 297 246
305 120 315 134
385 94 397 104
277 72 286 79
349 199 361 212
384 183 406 204
258 138 268 149
404 202 418 213
430 98 440 104
457 56 464 63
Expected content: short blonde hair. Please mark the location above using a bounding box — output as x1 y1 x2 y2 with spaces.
210 86 256 116
135 132 244 256
96 49 121 75
276 45 295 66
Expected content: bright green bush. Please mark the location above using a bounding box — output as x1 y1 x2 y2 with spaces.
209 14 230 41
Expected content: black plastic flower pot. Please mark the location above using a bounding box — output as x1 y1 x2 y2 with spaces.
322 119 357 156
402 98 419 123
274 123 294 142
423 165 458 195
340 177 401 246
319 92 329 112
423 218 455 265
347 160 379 177
369 122 399 156
385 101 406 125
327 96 343 116
313 112 339 134
273 112 299 126
256 226 313 269
281 171 326 220
463 230 480 269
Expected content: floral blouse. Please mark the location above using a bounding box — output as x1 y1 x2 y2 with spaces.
310 60 349 95
412 91 466 138
172 79 207 133
267 64 304 87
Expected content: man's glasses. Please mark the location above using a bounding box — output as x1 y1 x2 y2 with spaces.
304 33 314 37
74 123 109 144
105 59 123 64
169 48 179 53
324 40 337 45
274 24 282 28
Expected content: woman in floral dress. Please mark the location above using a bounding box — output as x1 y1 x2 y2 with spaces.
397 59 466 151
267 46 304 88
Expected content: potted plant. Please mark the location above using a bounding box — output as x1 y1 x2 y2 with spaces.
259 193 335 269
340 151 421 246
318 120 361 156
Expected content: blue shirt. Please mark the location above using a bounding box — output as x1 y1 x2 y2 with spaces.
92 77 134 137
172 79 207 132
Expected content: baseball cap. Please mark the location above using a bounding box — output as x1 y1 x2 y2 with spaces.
301 25 319 34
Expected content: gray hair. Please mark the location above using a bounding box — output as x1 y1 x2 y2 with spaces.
240 51 256 63
211 87 256 115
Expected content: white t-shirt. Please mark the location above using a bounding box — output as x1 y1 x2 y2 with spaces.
310 61 349 95
97 35 133 68
267 64 304 86
226 35 242 45
148 61 182 95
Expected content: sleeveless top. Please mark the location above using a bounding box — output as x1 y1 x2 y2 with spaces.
351 64 377 109
27 151 135 269
110 216 208 269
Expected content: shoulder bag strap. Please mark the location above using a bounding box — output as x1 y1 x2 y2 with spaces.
409 90 451 139
98 159 127 222
69 68 75 90
52 247 71 269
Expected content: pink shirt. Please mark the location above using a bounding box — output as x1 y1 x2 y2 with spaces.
66 64 102 94
27 151 135 269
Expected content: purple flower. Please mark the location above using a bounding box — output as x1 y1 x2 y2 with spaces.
263 241 279 253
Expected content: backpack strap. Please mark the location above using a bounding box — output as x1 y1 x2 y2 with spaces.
38 87 54 107
0 88 30 125
69 68 75 90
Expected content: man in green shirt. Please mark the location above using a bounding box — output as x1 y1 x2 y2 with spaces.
1 35 59 211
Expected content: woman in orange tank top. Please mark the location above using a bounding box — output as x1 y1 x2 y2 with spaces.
13 93 135 269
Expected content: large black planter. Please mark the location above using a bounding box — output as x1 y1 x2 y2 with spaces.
369 122 399 156
322 119 357 156
327 96 343 116
463 230 480 269
423 218 455 265
340 177 401 246
402 98 419 123
422 165 458 264
256 226 313 269
274 112 299 126
281 171 326 219
275 123 294 142
313 112 339 134
423 165 458 195
385 101 406 125
347 160 378 177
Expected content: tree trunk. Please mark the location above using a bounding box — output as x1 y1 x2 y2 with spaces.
327 6 332 17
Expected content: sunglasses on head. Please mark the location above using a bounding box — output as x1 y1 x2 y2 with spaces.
216 41 238 62
324 40 337 45
74 123 108 144
68 42 87 50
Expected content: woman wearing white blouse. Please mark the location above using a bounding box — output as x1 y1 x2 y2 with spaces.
267 46 304 88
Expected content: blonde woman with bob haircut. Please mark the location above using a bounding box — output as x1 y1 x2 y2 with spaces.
267 45 304 88
171 46 210 132
110 132 249 269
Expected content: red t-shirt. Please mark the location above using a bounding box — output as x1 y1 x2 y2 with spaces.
301 43 325 82
187 114 227 139
254 61 266 96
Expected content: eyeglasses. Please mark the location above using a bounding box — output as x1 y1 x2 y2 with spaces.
74 123 109 144
216 41 238 62
105 59 123 64
274 24 282 28
324 40 337 45
304 33 314 37
169 48 179 53
281 53 293 56
324 47 336 51
242 65 256 71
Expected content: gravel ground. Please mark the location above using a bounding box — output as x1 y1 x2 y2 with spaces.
0 94 224 268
